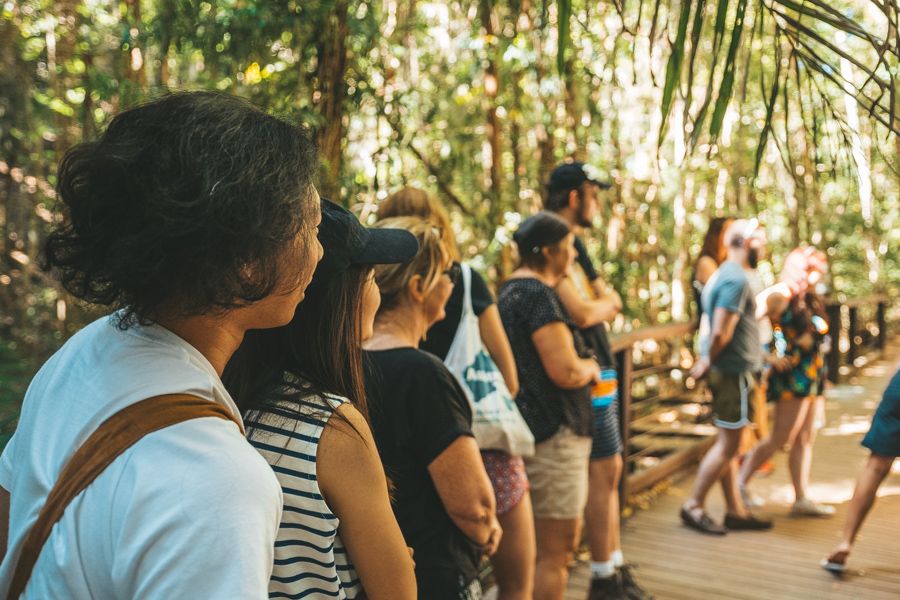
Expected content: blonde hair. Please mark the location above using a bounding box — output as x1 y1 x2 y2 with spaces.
378 187 460 261
372 216 452 313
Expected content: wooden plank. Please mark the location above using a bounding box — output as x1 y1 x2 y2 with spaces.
626 435 714 494
628 433 715 451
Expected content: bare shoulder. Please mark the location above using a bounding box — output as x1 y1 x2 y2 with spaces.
696 256 718 282
317 403 383 499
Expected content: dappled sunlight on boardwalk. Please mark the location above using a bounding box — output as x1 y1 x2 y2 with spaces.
565 343 900 600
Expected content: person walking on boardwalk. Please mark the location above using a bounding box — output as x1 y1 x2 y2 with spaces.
822 367 900 574
739 246 836 518
542 162 651 600
680 219 775 535
0 92 322 598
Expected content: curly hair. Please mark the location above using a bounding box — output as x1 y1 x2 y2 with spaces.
42 91 319 326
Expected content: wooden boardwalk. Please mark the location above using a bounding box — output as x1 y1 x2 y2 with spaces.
565 343 900 600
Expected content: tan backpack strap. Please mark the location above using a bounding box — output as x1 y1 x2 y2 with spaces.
7 394 243 599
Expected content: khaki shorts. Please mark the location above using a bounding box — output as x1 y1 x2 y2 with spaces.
524 426 592 519
708 370 756 430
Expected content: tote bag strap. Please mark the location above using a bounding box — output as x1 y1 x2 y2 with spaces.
460 263 474 319
7 394 242 599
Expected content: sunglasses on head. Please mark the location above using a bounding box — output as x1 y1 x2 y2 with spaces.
443 262 462 285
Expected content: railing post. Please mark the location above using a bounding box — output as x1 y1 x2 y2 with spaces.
616 345 633 511
876 301 887 350
826 303 842 384
848 306 859 367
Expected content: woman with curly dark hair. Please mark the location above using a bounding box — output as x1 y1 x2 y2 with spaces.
0 92 321 598
224 199 419 599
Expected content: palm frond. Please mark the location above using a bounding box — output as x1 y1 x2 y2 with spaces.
755 31 782 178
709 0 748 141
658 0 692 140
557 0 571 75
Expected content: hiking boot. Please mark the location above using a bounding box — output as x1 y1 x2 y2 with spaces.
791 498 836 517
588 574 627 600
619 564 654 600
724 513 773 531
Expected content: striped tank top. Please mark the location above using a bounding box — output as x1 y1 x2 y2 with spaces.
245 388 362 599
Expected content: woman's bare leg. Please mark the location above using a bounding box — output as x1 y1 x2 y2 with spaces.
789 396 821 502
492 494 536 600
533 517 580 600
739 398 810 488
825 454 895 566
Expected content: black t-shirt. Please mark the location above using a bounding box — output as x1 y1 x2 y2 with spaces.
421 265 494 360
362 348 481 598
573 236 615 367
497 277 593 443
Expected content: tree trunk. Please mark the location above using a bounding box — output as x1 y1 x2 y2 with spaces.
480 0 502 215
315 0 350 202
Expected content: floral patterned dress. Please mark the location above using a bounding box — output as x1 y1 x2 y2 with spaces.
767 305 825 402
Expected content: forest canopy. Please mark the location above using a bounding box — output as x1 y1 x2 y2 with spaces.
1 0 898 368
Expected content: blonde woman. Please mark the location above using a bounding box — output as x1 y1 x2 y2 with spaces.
363 217 501 600
378 188 534 600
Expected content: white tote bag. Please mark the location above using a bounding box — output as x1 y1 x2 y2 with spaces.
444 264 535 457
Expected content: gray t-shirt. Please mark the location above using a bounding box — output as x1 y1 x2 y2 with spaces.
700 260 763 374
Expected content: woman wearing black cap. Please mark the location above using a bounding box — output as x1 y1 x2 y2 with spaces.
498 211 600 600
224 200 419 600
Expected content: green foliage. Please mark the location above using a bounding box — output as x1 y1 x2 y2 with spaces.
0 0 898 389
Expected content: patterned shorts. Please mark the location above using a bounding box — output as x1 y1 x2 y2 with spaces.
481 450 529 515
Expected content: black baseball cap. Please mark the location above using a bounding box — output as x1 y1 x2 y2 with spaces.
547 162 612 194
317 199 418 275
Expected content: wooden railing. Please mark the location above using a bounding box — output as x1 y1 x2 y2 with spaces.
611 294 893 504
609 321 703 502
825 295 889 383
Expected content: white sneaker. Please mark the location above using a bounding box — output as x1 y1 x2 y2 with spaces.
740 485 765 509
791 498 836 517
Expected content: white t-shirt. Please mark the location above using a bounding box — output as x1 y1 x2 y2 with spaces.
0 313 283 599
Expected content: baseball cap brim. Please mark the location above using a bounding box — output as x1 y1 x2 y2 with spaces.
351 227 419 266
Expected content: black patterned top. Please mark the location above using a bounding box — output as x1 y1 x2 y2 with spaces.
497 277 593 443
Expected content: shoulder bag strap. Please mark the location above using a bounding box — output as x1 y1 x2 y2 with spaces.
460 263 474 318
7 394 242 599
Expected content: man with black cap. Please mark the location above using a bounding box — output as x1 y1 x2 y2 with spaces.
544 162 650 600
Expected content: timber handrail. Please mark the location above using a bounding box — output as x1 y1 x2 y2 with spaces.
827 294 888 309
609 321 696 352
